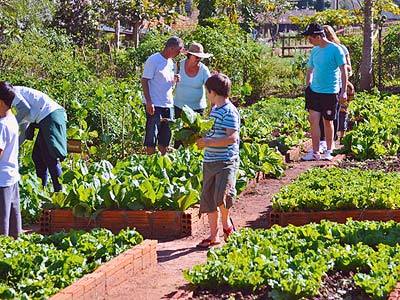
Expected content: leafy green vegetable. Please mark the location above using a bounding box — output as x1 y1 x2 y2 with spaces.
0 228 142 299
185 220 400 300
173 105 214 147
272 167 400 212
343 93 400 160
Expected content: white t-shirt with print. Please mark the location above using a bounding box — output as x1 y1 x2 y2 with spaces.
142 52 175 108
0 113 20 187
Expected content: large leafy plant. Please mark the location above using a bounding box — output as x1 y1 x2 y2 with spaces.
173 105 214 146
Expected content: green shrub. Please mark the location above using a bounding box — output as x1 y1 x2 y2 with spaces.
383 25 400 84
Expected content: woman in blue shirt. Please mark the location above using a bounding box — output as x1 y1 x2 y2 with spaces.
174 42 211 115
174 42 211 148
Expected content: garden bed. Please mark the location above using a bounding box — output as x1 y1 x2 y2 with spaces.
50 239 157 300
39 208 200 239
268 209 400 227
185 220 400 299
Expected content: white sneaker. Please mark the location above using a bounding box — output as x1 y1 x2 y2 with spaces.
302 150 320 161
319 141 327 153
322 150 333 161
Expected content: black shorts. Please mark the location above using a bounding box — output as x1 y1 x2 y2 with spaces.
305 86 338 121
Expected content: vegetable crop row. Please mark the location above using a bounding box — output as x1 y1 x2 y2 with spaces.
272 167 400 212
0 228 143 299
185 220 400 300
343 93 400 160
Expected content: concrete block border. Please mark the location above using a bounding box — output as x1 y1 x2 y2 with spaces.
50 239 157 300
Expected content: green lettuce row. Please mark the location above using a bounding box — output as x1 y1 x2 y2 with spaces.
272 167 400 212
185 220 400 300
343 93 400 160
0 228 142 299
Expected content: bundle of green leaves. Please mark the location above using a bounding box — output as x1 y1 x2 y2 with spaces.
272 167 400 212
173 105 214 147
185 220 400 299
0 228 142 299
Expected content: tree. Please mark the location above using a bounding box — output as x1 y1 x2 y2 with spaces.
104 0 178 48
359 0 373 90
0 0 55 44
359 0 400 90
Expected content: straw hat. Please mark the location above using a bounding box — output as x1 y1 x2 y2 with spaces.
186 42 212 59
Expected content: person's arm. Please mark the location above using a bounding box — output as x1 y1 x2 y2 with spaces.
339 64 348 101
142 56 156 115
306 68 313 87
196 128 239 149
345 54 353 77
141 78 154 115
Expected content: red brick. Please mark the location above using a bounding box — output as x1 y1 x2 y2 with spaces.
133 257 143 274
60 284 84 299
106 267 128 289
83 287 98 300
49 292 72 300
123 263 134 277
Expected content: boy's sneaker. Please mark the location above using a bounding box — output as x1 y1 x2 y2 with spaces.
302 150 320 161
322 150 333 161
319 140 327 153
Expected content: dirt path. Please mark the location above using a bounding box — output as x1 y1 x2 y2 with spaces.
107 158 343 300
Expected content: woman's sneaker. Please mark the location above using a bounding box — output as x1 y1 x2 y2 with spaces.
302 150 320 161
319 140 327 153
322 150 333 161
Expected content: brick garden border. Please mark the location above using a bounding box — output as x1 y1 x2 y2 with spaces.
50 239 157 300
40 208 200 239
389 283 400 300
268 209 400 227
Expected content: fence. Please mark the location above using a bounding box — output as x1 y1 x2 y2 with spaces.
279 34 312 57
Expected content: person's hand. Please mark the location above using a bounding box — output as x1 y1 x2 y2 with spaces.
146 102 155 115
174 74 181 83
339 90 348 102
196 137 208 149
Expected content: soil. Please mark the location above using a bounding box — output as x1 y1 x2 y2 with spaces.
311 270 371 300
338 156 400 172
107 157 342 300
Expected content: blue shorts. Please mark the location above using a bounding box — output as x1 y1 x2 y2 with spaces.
144 106 172 147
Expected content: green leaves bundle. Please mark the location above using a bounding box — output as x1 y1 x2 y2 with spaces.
173 105 214 147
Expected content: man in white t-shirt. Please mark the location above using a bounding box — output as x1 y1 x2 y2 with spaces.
0 82 22 238
0 82 67 192
141 36 184 155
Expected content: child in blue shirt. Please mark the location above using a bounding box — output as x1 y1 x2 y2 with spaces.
196 73 240 248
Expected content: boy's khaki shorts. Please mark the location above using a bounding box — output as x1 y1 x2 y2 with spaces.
200 158 239 214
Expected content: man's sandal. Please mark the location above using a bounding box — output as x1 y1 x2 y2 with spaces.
196 239 220 249
223 226 236 242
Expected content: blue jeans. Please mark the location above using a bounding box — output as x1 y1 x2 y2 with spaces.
32 129 62 192
144 106 172 147
0 182 22 238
